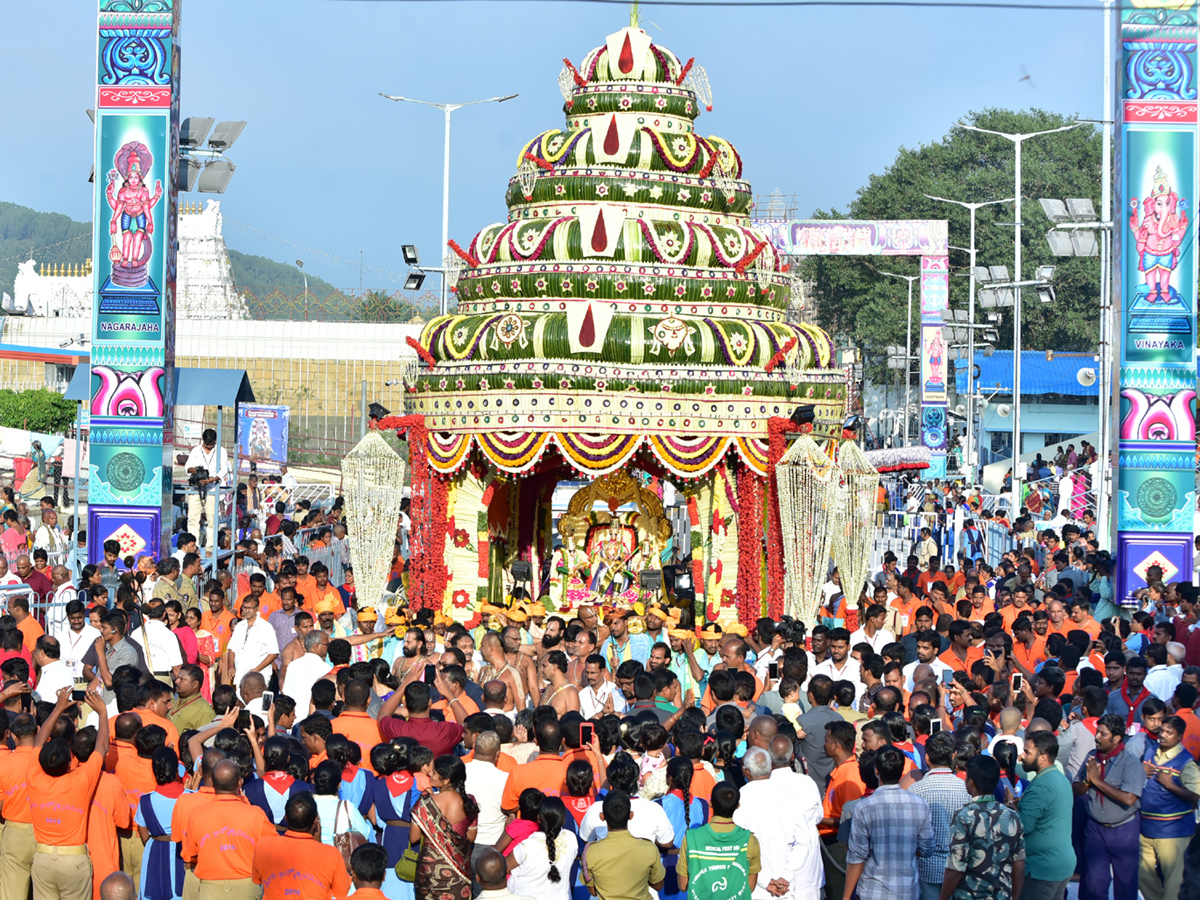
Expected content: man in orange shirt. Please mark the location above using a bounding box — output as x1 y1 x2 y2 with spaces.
181 759 275 900
236 574 280 620
251 792 348 900
1011 616 1047 678
817 720 865 900
293 557 317 607
700 638 763 714
135 682 180 751
200 588 236 657
1000 585 1035 632
342 843 390 900
115 725 165 825
27 687 110 900
171 748 227 900
73 726 130 900
11 594 45 654
306 562 342 613
501 717 567 814
1045 599 1071 636
938 621 983 673
0 712 39 899
331 679 383 774
104 713 141 774
1068 600 1102 640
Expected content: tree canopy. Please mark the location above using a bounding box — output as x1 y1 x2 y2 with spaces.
802 108 1102 377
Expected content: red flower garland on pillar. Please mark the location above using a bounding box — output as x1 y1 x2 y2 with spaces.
765 417 792 620
735 465 763 625
388 415 448 612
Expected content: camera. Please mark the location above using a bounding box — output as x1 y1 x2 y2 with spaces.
189 467 210 500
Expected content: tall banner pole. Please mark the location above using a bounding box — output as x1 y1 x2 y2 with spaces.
88 0 180 565
1113 0 1198 598
919 255 950 480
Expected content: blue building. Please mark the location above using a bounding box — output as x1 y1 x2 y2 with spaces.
955 350 1099 468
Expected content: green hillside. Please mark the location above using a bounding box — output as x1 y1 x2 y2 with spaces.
0 201 337 299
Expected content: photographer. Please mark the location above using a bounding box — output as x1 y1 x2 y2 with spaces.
184 428 231 555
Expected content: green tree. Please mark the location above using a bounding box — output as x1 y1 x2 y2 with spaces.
0 389 76 433
803 108 1102 373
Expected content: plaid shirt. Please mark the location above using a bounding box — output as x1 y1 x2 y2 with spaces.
846 784 935 900
908 768 971 883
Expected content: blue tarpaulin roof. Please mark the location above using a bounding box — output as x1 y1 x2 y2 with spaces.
64 364 254 406
955 350 1097 397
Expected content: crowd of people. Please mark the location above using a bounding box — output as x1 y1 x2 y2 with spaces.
2 472 1200 900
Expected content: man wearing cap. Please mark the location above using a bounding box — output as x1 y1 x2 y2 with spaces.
694 623 724 697
314 597 352 642
668 628 703 702
598 610 652 668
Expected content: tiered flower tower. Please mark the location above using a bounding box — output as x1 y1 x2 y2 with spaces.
379 23 848 625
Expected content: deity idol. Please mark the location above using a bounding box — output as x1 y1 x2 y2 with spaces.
106 141 164 273
926 331 945 386
1130 166 1190 303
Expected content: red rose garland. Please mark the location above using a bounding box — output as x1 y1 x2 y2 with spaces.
735 465 763 624
765 417 791 619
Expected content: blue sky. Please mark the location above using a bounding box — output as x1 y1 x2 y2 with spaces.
0 0 1102 293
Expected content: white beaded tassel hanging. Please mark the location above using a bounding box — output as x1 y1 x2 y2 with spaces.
342 432 408 614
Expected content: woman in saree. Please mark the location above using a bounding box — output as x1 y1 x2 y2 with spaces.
184 606 217 701
409 754 478 900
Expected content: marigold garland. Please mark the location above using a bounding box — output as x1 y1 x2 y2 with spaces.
405 337 435 368
447 239 480 268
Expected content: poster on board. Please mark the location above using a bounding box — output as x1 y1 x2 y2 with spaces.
237 405 289 474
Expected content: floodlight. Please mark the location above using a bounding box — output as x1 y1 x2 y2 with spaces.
1066 199 1097 222
639 570 663 591
402 245 420 266
368 402 391 420
983 329 998 343
1046 231 1075 257
1035 265 1056 281
207 120 247 150
405 271 426 291
180 117 214 148
789 404 817 430
970 266 991 284
1070 231 1099 257
977 288 999 308
196 159 236 193
85 109 95 124
511 560 533 582
988 265 1010 283
886 345 903 356
981 345 995 357
1036 285 1056 304
1039 198 1070 223
178 157 201 192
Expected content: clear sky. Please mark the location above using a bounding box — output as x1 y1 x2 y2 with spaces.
0 0 1102 293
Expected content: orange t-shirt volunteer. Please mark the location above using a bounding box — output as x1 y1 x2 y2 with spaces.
690 760 717 804
332 712 383 774
502 755 567 810
202 609 237 654
237 591 281 620
1012 637 1047 672
252 830 349 900
180 793 275 880
938 646 983 674
136 708 180 751
820 757 866 838
700 668 764 714
17 617 44 654
0 746 34 823
27 751 103 846
88 770 132 900
114 753 157 813
104 739 136 775
169 786 217 842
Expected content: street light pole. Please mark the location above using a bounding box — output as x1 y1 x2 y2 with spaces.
878 270 920 446
925 195 1013 481
379 92 519 316
957 122 1081 506
296 259 308 321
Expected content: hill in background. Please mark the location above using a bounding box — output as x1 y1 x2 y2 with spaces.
0 200 338 299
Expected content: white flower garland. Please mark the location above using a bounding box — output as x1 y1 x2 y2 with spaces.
342 433 408 612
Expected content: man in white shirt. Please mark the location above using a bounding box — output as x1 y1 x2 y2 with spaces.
1144 643 1182 702
464 732 511 847
0 557 21 587
54 599 100 683
33 636 76 701
184 428 231 554
281 629 333 717
578 656 628 719
812 628 861 685
33 510 67 556
47 565 77 637
902 630 951 691
578 754 673 846
130 602 185 683
821 569 843 607
226 594 280 686
848 604 895 655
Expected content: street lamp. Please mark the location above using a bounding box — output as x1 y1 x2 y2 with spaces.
379 92 519 316
955 120 1082 506
924 194 1013 477
1041 196 1113 546
972 265 1057 491
179 117 247 193
296 260 308 321
877 270 920 446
